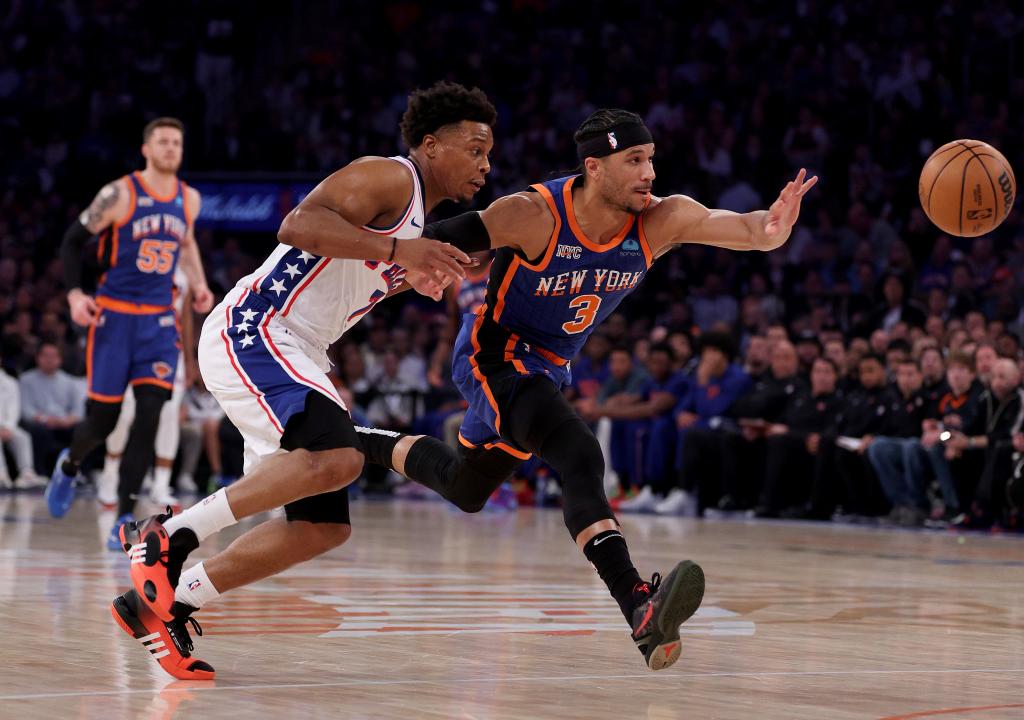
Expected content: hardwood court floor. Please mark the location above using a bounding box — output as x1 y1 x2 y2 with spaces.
1 491 1023 719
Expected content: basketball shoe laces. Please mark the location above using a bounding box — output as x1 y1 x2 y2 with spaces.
168 614 204 655
631 571 663 653
635 572 662 602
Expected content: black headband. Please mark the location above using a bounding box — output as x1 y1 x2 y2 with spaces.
576 122 653 161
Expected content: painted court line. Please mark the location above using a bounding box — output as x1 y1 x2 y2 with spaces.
2 667 1024 702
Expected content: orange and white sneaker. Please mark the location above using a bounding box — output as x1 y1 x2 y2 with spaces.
120 508 197 622
111 588 214 680
630 560 705 671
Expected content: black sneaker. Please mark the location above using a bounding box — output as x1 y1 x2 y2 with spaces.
630 560 705 670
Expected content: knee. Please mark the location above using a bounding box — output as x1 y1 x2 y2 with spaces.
548 429 604 484
454 493 488 514
297 521 352 556
307 447 364 494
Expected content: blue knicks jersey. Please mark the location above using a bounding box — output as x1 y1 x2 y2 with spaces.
97 172 190 307
456 270 489 315
481 175 653 362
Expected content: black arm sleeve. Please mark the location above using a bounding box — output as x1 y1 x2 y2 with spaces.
60 219 94 290
423 211 493 253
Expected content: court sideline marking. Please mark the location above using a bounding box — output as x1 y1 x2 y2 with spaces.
2 666 1023 702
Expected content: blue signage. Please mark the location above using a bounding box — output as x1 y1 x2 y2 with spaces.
191 182 316 232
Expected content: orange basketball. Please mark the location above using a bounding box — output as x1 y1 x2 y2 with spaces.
918 139 1015 237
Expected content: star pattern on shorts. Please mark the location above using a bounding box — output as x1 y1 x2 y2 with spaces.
238 334 255 348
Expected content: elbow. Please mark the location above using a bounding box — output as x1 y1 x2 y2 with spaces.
277 214 299 248
277 211 311 252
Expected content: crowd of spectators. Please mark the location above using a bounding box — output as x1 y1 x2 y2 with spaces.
2 2 1024 527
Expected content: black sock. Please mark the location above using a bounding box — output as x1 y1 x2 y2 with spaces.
403 435 458 494
582 529 643 624
354 426 403 470
62 458 80 476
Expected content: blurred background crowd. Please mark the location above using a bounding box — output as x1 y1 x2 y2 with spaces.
2 1 1024 529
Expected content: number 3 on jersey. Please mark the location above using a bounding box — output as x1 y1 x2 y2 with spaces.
562 294 602 334
136 239 177 274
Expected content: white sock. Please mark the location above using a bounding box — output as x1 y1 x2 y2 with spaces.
162 488 237 542
151 465 173 498
174 561 220 609
104 455 121 481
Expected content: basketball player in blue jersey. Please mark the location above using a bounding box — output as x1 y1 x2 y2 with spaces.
357 109 817 671
50 118 214 541
109 83 493 681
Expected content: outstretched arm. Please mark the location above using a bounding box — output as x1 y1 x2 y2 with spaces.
644 169 818 259
278 158 470 285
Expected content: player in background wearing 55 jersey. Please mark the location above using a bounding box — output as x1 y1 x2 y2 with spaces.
52 118 213 552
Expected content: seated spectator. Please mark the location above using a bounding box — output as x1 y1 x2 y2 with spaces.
0 350 44 488
600 344 688 511
795 330 823 375
865 359 929 526
577 344 650 484
973 342 998 386
918 346 947 407
803 353 890 520
710 339 805 511
951 358 1024 529
365 349 426 432
872 272 929 331
655 332 752 515
914 351 985 524
755 357 843 517
18 342 84 475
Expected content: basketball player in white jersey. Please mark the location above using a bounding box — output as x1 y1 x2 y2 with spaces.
98 269 191 527
110 82 496 680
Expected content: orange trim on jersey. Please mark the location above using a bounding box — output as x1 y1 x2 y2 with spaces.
562 176 635 253
468 304 504 434
130 377 174 391
533 344 569 367
96 296 172 315
85 310 100 392
492 256 520 323
106 178 137 269
503 334 528 374
520 183 562 272
457 432 531 460
487 441 531 460
88 391 125 403
133 171 179 203
493 183 563 322
636 212 655 268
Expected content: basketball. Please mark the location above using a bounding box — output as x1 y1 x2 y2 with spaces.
918 139 1016 237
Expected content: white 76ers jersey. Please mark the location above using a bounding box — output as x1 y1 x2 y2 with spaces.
234 155 425 349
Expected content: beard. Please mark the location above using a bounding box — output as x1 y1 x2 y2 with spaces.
152 157 182 174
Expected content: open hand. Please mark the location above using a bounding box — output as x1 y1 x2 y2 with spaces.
764 168 818 242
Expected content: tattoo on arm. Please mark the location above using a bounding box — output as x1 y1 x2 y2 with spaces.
81 182 120 232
